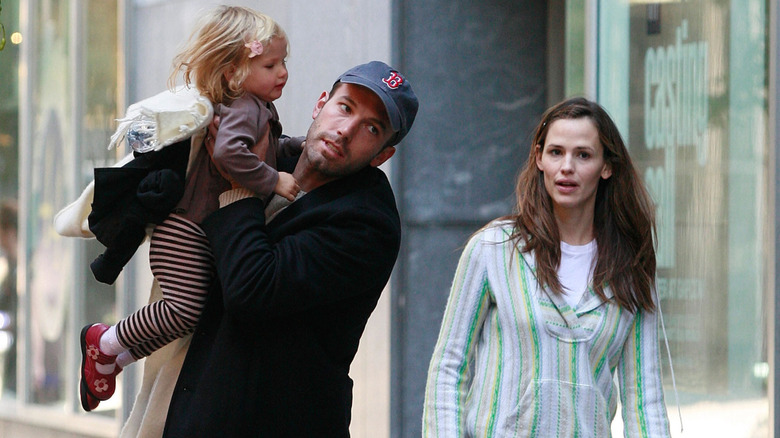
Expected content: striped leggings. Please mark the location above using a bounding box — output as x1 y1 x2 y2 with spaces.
115 214 215 360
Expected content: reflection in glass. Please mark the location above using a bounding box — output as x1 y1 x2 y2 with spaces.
597 1 769 436
0 199 17 397
29 0 71 405
27 0 119 411
0 0 17 399
80 0 120 415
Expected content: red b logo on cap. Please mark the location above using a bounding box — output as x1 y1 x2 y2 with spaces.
382 72 403 89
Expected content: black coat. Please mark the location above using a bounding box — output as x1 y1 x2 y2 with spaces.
88 140 190 284
163 157 401 437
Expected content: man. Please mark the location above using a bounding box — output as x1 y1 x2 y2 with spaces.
161 61 418 437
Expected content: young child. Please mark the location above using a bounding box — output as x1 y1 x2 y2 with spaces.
79 5 301 411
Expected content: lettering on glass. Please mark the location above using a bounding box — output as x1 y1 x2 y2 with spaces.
643 19 709 268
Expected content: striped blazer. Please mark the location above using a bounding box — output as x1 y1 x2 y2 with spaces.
423 221 671 437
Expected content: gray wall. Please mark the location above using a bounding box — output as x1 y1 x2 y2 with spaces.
391 1 548 436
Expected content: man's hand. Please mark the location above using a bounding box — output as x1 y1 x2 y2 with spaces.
204 115 233 182
204 115 220 156
274 172 300 201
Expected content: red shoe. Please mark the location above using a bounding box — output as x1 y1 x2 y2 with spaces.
80 366 122 411
79 324 119 408
80 380 100 411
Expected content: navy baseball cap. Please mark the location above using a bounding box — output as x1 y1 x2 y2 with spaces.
335 61 419 146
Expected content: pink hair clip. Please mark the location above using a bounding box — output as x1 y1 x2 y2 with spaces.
245 40 264 58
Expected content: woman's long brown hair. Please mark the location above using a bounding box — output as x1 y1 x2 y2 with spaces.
507 97 657 313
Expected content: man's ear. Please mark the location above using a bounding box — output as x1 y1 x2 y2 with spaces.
370 146 396 167
312 91 329 119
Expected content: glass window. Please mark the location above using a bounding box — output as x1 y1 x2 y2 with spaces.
80 0 121 414
0 0 20 401
26 0 74 407
20 0 119 418
596 1 769 435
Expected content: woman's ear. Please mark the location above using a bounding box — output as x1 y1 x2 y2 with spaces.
535 145 544 171
601 163 612 180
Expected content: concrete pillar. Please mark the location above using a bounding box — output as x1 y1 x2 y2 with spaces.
391 1 548 436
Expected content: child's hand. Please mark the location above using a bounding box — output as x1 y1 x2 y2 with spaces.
274 172 300 202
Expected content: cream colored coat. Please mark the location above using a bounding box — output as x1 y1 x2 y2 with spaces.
53 88 211 437
119 280 188 438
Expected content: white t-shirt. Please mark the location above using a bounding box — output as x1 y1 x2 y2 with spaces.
558 239 597 309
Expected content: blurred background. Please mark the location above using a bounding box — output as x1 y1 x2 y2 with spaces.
0 0 776 436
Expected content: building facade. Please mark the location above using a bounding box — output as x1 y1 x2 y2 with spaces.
0 0 776 437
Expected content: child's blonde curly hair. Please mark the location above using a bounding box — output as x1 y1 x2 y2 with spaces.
169 5 288 105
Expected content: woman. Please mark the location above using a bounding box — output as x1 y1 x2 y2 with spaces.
423 97 672 437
